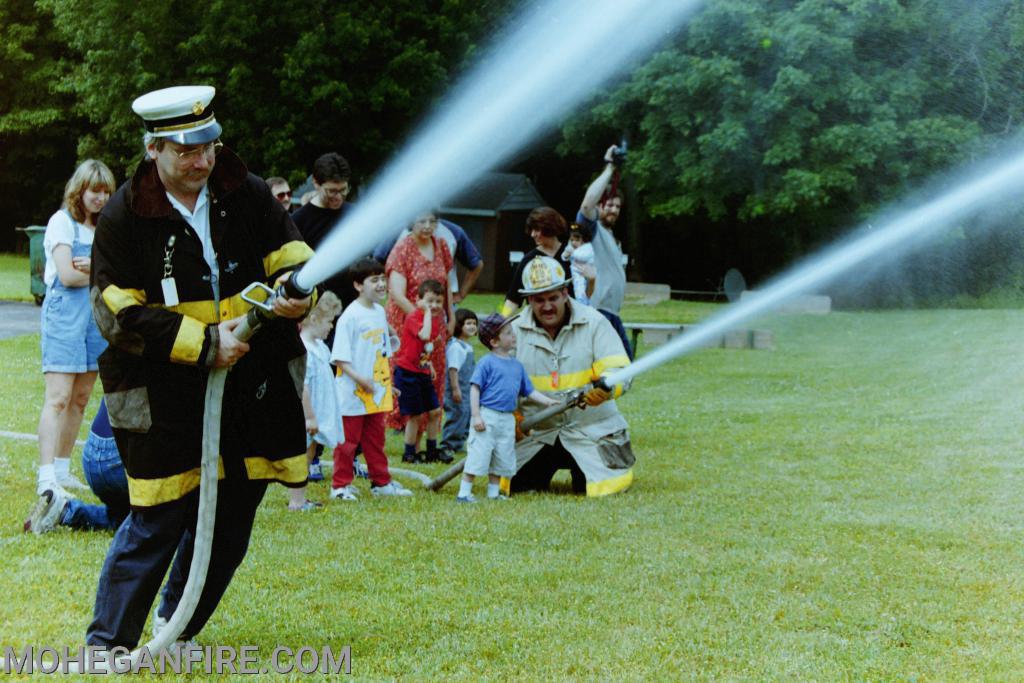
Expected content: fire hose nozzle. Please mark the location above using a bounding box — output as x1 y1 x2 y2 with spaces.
279 271 315 300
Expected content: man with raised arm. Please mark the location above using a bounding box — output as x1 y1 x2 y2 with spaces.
577 143 633 358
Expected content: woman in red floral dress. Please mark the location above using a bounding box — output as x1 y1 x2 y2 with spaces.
385 210 455 455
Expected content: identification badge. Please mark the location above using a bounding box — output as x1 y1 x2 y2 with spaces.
161 277 179 306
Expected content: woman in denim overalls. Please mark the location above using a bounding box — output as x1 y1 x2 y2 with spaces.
35 160 116 498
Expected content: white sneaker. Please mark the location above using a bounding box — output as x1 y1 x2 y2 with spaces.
152 613 168 640
24 488 70 534
330 485 359 501
37 479 69 497
371 481 413 497
152 613 197 651
57 472 89 491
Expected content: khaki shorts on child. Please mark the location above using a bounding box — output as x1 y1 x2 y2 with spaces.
464 407 517 478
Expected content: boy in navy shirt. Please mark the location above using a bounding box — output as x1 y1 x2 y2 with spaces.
457 314 558 502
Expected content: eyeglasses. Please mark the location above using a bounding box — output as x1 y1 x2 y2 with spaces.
275 190 292 200
320 184 350 198
170 140 224 163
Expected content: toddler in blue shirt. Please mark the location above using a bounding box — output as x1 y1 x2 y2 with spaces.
457 313 557 502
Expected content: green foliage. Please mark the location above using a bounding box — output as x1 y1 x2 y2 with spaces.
563 0 1024 291
0 253 34 302
35 0 514 186
0 0 82 249
5 0 1024 302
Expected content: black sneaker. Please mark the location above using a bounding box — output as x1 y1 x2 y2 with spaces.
401 452 418 464
437 449 455 464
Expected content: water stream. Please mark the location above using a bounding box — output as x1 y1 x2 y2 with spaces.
606 148 1024 386
294 0 706 291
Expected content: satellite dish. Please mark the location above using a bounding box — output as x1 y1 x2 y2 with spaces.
723 268 746 303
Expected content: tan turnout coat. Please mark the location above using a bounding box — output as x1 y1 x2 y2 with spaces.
511 300 635 496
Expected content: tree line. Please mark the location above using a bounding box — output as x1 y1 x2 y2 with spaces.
3 0 1023 304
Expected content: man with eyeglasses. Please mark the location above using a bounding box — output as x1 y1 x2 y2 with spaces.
291 151 358 306
87 85 314 649
265 176 293 211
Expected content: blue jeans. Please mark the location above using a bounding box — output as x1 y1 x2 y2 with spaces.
441 383 472 452
599 309 634 361
60 433 129 531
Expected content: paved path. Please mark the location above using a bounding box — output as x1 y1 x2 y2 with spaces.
0 301 40 340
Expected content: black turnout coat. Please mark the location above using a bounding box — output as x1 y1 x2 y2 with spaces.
90 148 314 507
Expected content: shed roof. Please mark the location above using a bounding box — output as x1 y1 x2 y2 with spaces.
441 172 546 216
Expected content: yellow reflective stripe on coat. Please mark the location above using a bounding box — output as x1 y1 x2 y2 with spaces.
101 285 147 314
126 458 225 507
263 240 313 278
528 353 630 392
593 354 630 377
498 469 633 497
157 291 259 324
170 316 207 364
244 452 308 484
529 367 593 392
586 469 633 497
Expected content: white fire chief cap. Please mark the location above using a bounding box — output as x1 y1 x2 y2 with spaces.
132 85 223 145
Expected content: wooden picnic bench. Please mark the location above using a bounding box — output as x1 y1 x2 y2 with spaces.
623 322 774 353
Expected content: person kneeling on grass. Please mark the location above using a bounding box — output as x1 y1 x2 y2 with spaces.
329 257 411 500
393 279 447 465
25 397 129 534
457 313 558 503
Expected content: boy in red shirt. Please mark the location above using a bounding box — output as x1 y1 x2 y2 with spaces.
392 279 446 463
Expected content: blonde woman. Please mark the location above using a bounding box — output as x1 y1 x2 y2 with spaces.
36 160 115 498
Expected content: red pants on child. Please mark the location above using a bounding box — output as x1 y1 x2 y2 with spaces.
332 412 391 488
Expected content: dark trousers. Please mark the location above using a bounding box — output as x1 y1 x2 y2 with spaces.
441 383 471 453
510 438 586 494
86 477 268 648
598 309 633 360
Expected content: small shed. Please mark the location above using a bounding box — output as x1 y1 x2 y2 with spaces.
441 172 546 292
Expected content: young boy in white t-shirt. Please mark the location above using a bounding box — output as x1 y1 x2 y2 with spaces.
330 257 412 500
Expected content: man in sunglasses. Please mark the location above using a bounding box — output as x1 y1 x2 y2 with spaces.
266 176 293 211
88 85 313 650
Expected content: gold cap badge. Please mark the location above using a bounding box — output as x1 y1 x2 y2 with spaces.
192 101 205 116
527 258 555 289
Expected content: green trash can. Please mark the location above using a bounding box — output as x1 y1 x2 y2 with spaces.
17 225 47 305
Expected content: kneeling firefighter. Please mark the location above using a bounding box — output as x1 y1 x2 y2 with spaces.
508 256 635 497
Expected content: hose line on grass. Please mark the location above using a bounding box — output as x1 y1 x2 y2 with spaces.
0 287 275 674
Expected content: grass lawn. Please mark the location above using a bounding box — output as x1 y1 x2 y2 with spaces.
1 285 1023 679
0 253 34 302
